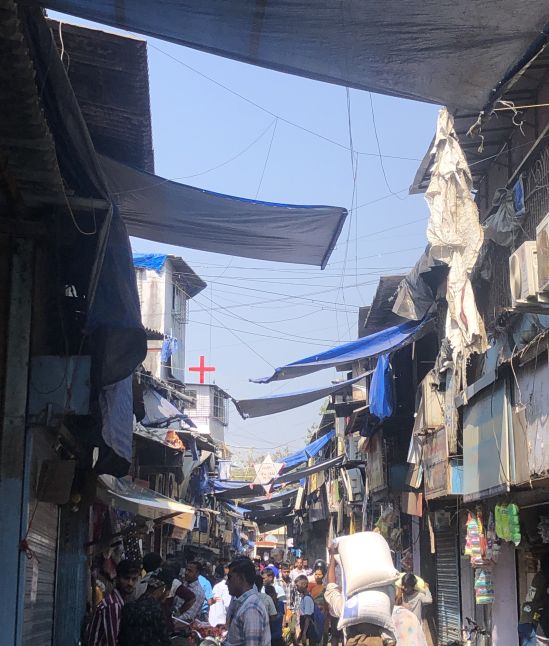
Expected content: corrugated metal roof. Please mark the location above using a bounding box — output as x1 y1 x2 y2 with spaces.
167 255 207 298
0 0 65 208
49 19 154 174
410 43 549 194
362 275 407 336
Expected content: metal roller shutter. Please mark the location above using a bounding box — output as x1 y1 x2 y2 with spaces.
435 527 461 645
22 501 59 646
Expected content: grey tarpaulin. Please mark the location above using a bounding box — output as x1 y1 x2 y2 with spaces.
233 373 369 419
392 246 448 321
42 0 549 110
482 188 522 247
101 156 347 268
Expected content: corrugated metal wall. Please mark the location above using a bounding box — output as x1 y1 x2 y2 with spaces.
22 501 59 646
435 526 461 645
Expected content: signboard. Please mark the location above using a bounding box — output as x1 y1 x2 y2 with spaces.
423 426 449 500
253 455 283 493
366 431 386 492
463 380 510 502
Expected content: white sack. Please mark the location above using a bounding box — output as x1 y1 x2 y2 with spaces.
337 531 399 595
338 585 395 632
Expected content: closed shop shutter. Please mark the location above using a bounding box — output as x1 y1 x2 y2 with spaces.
435 526 461 645
22 501 59 646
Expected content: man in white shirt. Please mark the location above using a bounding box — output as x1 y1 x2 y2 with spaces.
290 557 307 581
209 565 232 627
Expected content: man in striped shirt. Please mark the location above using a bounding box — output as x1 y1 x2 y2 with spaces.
87 559 140 646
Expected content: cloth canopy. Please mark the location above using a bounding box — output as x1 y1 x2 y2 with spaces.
276 455 344 485
101 156 346 268
253 319 431 383
280 430 336 471
233 375 368 419
98 475 195 529
245 487 300 508
368 354 394 419
43 0 549 111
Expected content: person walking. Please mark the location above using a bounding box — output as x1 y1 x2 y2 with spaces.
393 587 427 646
198 561 214 621
263 566 286 603
290 557 308 581
256 574 279 621
209 564 232 627
118 570 171 646
223 557 271 646
265 584 285 646
400 573 432 622
177 561 206 624
324 545 395 646
87 559 140 646
295 575 320 646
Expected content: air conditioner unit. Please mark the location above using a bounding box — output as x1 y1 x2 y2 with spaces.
536 211 549 294
509 241 539 306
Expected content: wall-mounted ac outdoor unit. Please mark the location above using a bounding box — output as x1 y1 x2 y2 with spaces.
536 211 549 294
509 241 539 307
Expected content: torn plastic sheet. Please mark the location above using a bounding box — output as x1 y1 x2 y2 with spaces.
392 245 447 321
425 108 488 383
482 187 522 247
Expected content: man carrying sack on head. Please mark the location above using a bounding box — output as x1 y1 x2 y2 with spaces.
324 533 399 646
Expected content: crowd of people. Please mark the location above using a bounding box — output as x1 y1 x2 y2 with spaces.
85 537 433 646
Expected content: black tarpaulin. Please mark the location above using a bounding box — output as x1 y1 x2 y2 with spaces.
101 156 347 268
43 0 549 110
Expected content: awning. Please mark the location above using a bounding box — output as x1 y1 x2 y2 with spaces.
276 455 344 486
245 488 300 508
233 374 368 419
98 475 195 530
43 0 549 111
280 430 336 471
134 424 186 451
101 156 346 269
253 319 431 383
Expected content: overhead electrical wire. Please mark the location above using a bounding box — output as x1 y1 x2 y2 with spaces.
149 42 421 162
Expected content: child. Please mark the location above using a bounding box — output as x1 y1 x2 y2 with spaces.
295 575 319 646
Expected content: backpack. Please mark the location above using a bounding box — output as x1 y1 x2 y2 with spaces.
304 594 325 640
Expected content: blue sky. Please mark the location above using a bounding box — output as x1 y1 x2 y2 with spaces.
53 12 440 458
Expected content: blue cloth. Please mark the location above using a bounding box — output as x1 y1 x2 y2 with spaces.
160 337 178 363
198 575 213 614
518 623 537 646
253 318 430 383
368 353 394 419
132 253 167 272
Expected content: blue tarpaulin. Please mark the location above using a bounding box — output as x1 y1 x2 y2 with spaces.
280 429 336 470
132 253 167 272
233 374 368 419
368 354 394 419
253 318 431 383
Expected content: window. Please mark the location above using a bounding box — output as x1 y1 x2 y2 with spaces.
213 389 226 422
186 390 197 410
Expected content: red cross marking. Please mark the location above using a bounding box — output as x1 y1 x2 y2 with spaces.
188 355 216 384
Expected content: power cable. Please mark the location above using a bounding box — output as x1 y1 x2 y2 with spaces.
149 42 421 162
256 118 278 199
368 92 406 201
